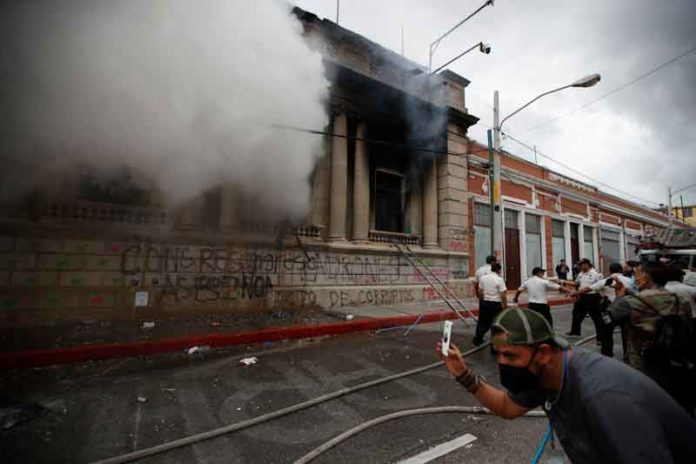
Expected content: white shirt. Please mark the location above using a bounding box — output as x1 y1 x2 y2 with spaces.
665 281 696 317
475 264 492 282
480 272 507 302
575 269 603 293
590 273 633 302
518 276 560 304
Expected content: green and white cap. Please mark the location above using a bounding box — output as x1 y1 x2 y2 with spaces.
492 308 569 348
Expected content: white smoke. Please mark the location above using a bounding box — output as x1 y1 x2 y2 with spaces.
0 0 328 219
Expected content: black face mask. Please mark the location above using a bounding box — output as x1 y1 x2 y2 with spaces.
499 348 540 394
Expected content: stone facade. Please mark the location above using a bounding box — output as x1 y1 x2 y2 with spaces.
467 142 674 280
0 8 479 333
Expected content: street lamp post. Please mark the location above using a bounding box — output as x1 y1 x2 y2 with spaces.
488 74 601 272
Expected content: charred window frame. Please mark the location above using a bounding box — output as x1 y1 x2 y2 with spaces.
373 168 405 233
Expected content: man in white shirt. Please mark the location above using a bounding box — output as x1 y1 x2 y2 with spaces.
665 264 696 317
474 255 497 301
563 259 603 337
575 262 634 357
474 262 507 347
513 267 571 326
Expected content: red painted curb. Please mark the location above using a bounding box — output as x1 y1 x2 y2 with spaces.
0 298 574 370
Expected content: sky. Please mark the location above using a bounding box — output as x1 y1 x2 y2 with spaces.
292 0 696 210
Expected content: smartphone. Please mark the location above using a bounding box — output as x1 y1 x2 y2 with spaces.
441 320 453 356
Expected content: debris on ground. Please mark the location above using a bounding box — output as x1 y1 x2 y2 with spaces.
239 356 258 366
141 321 155 329
137 396 148 403
186 345 210 355
210 321 221 327
345 314 355 320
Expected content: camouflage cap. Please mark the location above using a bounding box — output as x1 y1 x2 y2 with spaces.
492 308 569 348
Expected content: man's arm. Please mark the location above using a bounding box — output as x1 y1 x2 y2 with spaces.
437 342 530 419
498 279 508 309
546 280 573 296
513 282 526 303
575 278 605 297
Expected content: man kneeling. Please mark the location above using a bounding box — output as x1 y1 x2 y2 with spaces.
436 308 696 463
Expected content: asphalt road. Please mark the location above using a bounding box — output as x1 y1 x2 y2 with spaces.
1 304 605 464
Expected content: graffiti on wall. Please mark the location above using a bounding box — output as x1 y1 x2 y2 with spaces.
115 242 475 308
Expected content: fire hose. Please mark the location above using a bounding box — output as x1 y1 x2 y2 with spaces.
93 333 598 464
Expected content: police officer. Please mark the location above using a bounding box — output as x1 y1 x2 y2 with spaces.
564 259 603 338
574 262 632 357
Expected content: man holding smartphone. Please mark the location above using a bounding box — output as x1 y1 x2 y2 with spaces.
436 308 696 463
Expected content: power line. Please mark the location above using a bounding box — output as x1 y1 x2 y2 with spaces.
501 131 661 207
519 44 696 135
275 123 663 210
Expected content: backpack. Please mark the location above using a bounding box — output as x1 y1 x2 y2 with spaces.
635 294 696 371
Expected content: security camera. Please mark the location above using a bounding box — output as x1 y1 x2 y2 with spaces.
479 43 492 54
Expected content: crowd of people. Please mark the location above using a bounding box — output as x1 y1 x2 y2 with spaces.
447 254 696 463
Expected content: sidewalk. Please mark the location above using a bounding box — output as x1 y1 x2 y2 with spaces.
0 294 573 370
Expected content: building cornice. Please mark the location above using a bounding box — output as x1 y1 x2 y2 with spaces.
468 155 671 228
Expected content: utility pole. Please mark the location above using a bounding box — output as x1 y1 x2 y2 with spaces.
400 25 404 56
668 186 673 224
489 90 503 264
487 130 495 256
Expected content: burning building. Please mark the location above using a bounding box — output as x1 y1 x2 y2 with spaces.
0 4 673 346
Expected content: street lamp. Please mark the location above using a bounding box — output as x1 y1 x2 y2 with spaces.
498 74 601 136
487 73 601 270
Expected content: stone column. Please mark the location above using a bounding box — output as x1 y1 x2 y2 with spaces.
310 151 330 229
352 122 369 243
219 183 237 232
423 157 438 248
409 186 422 236
328 113 348 241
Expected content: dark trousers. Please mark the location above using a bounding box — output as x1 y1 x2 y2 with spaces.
598 298 617 357
569 293 602 336
474 300 503 344
528 302 553 327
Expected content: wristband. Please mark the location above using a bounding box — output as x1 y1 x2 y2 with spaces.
455 369 483 394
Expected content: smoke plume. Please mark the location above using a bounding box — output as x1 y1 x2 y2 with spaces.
0 0 328 219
